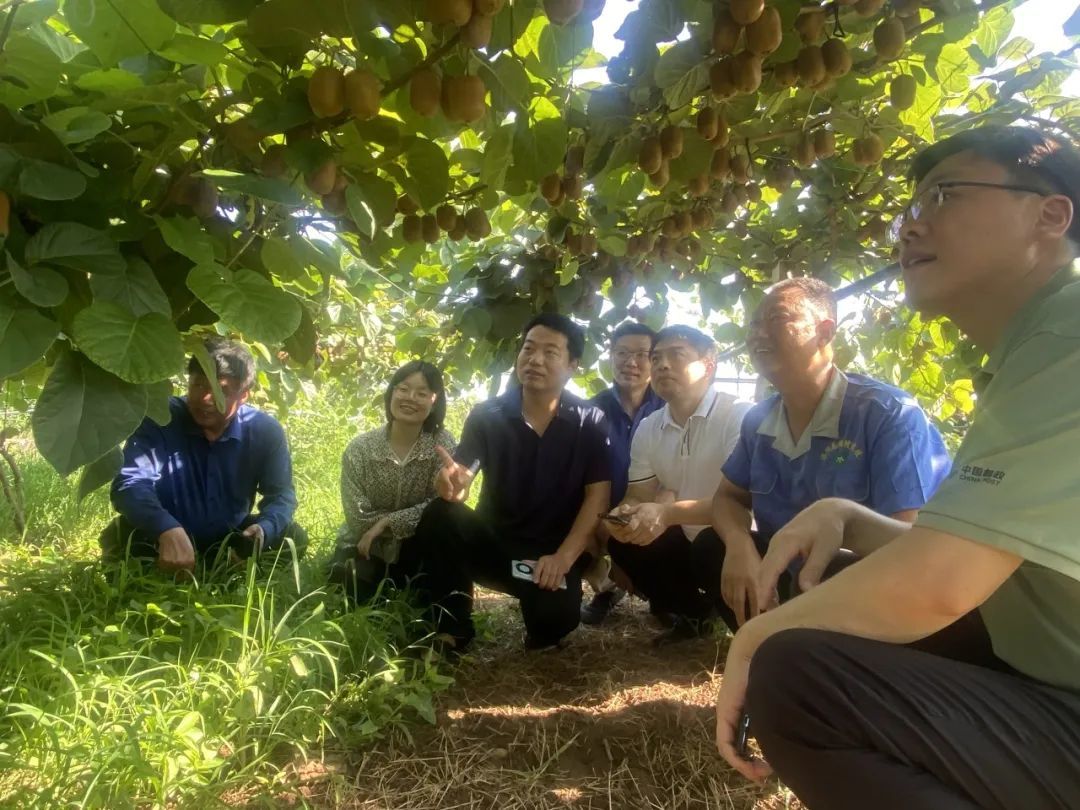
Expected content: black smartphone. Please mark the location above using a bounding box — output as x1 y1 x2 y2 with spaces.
735 712 752 759
598 512 631 526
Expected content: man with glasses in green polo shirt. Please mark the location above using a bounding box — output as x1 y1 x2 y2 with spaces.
714 126 1080 809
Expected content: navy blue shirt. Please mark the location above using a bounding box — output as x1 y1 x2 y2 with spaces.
590 386 664 506
111 397 297 550
454 387 611 552
722 370 951 541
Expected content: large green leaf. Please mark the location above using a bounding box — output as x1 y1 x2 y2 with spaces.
64 0 175 65
17 159 87 201
77 446 122 501
24 222 124 274
31 351 149 476
6 251 68 307
186 263 302 344
404 139 450 211
90 257 171 317
72 302 183 384
0 298 58 379
41 107 113 145
158 0 260 23
0 32 62 107
154 215 218 265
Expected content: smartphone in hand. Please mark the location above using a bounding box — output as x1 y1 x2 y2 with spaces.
511 559 567 590
735 712 752 760
598 511 631 526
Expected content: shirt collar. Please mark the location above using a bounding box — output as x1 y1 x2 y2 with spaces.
600 385 662 421
758 368 848 460
983 263 1080 376
374 428 436 463
661 387 718 431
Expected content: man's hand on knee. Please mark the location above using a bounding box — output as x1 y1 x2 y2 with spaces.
158 527 196 573
534 551 573 591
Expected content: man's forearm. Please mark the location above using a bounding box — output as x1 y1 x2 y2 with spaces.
838 498 913 556
558 482 611 561
711 491 756 551
664 498 712 527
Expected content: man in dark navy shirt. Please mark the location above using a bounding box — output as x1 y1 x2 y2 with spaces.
100 338 304 570
424 313 611 651
582 321 663 624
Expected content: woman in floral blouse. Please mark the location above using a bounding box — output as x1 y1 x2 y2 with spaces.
328 360 469 646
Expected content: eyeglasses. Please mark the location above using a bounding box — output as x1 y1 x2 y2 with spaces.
888 181 1048 244
613 350 650 364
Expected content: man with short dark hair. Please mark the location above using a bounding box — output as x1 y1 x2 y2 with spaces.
605 325 752 644
581 321 664 625
706 277 950 629
715 126 1080 809
101 338 304 570
426 313 612 650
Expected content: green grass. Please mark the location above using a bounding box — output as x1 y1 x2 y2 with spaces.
0 385 468 808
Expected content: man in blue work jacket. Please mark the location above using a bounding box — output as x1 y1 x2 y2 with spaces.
100 337 305 571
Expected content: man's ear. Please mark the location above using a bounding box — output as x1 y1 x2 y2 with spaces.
1038 194 1075 243
569 358 580 374
239 387 251 405
817 318 837 347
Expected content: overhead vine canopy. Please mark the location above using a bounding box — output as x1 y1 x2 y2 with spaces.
0 0 1076 485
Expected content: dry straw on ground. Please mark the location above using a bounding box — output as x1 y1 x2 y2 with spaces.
307 591 802 810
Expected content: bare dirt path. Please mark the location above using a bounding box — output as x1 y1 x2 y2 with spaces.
333 592 802 810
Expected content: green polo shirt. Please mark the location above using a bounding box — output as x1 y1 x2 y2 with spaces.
917 263 1080 691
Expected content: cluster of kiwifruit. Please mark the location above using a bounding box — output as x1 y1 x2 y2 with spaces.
851 133 886 166
789 128 837 169
636 124 694 189
306 65 382 121
540 145 587 206
562 228 598 256
399 193 492 243
424 0 506 49
406 68 488 123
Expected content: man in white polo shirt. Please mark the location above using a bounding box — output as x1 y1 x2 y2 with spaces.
606 325 752 644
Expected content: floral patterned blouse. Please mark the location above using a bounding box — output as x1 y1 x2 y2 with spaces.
336 426 456 564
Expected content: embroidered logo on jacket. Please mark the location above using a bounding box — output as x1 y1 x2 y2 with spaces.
820 438 864 465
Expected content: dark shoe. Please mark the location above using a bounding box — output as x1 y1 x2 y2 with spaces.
649 603 678 629
580 587 626 625
651 616 709 648
524 633 570 651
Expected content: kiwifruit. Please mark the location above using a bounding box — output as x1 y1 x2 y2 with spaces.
259 144 288 177
626 235 642 257
564 230 583 254
796 45 827 86
397 194 419 215
688 173 710 197
697 107 720 141
813 129 836 158
854 0 886 15
448 222 467 241
648 159 670 188
561 174 583 200
730 153 751 184
436 204 458 231
766 163 796 191
344 69 382 120
410 69 442 117
691 208 714 229
712 8 741 55
712 112 730 147
462 12 494 48
733 185 750 206
540 173 563 203
794 135 816 168
863 216 889 242
873 18 906 61
543 0 584 25
852 138 868 167
305 160 338 196
711 148 731 180
564 145 585 175
421 214 440 243
662 217 680 239
402 214 423 243
224 120 263 153
425 0 472 25
729 0 764 26
474 0 506 14
638 136 664 174
890 74 917 110
660 125 684 159
853 133 885 166
745 7 782 56
0 191 9 237
720 189 739 215
192 178 219 219
773 60 799 88
795 10 826 44
745 183 762 204
821 38 852 77
580 233 598 255
320 190 345 215
441 75 487 123
640 232 658 252
731 51 763 94
893 0 921 16
307 66 346 118
710 59 737 99
464 207 491 239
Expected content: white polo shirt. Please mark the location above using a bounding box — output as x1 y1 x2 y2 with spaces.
628 387 752 539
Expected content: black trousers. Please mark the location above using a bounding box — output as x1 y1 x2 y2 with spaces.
747 620 1080 810
98 514 308 564
609 527 858 631
426 499 585 645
